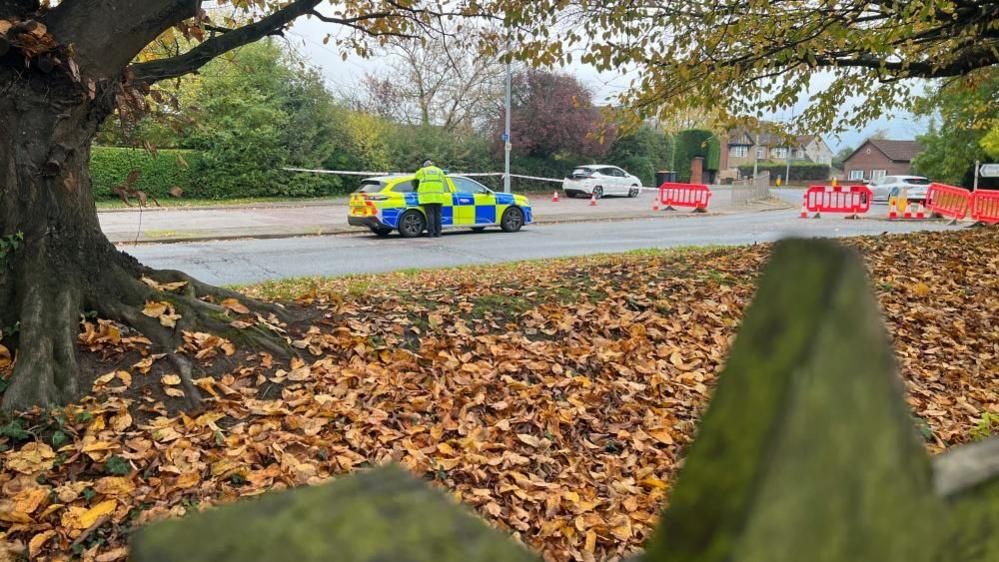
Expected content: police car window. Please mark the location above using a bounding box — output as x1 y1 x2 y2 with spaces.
452 177 490 194
391 181 415 193
357 180 386 193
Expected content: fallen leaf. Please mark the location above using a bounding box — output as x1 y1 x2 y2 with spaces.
221 298 250 315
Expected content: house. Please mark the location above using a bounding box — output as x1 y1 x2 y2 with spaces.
796 135 833 166
718 124 833 179
842 139 924 182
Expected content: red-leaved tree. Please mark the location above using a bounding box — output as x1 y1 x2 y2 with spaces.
497 69 615 161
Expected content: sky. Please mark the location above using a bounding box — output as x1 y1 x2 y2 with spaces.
284 15 929 153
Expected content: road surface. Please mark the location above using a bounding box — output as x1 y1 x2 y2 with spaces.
99 187 764 244
122 209 960 286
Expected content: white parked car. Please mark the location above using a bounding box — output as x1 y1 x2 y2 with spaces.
562 165 642 199
868 175 932 202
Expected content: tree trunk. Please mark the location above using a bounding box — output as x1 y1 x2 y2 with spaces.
0 66 289 413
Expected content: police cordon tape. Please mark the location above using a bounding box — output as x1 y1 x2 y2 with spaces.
283 167 661 191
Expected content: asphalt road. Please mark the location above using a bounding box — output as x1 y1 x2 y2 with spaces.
122 209 961 286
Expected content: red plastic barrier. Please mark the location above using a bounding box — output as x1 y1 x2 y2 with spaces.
971 190 999 224
659 182 712 211
803 185 872 216
926 183 971 220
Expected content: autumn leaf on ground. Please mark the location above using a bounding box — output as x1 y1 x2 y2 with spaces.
1 228 997 562
142 301 181 328
141 276 188 293
221 298 250 314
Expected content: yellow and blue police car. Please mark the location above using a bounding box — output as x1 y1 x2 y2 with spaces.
348 174 533 237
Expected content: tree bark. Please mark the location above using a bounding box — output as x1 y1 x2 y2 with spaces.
0 64 288 412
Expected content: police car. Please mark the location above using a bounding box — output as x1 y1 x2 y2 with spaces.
348 174 533 237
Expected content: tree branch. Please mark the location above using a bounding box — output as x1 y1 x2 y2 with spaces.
0 0 38 19
130 0 324 85
46 0 201 79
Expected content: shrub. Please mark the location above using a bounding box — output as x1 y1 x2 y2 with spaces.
674 129 721 182
90 147 201 200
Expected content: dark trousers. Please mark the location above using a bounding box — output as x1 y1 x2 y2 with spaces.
425 204 443 236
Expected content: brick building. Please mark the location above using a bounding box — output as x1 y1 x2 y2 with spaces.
842 139 924 182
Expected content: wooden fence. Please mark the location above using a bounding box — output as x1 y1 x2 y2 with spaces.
132 239 999 562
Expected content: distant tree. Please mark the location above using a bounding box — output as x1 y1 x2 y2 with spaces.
869 128 890 140
606 125 672 185
912 69 998 185
500 69 615 161
979 122 999 159
832 146 855 169
349 33 506 131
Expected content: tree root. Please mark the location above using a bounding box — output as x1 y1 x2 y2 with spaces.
0 258 298 413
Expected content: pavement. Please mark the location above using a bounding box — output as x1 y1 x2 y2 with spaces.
123 209 964 286
98 187 784 244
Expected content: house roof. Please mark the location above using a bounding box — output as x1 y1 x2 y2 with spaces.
727 123 822 148
848 139 924 163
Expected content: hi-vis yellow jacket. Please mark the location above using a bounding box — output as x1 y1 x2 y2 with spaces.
415 165 447 205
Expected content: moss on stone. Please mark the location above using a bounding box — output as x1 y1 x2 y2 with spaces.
131 465 539 562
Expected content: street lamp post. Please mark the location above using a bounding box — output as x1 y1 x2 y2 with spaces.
784 146 792 187
503 39 512 194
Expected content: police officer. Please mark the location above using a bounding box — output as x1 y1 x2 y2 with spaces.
414 159 446 237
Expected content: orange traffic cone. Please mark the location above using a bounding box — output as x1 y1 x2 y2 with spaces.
653 198 660 211
889 201 898 220
590 193 597 206
903 203 912 219
552 191 559 202
915 203 926 219
800 203 808 219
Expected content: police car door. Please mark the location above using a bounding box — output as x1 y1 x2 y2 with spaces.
447 176 476 226
452 176 497 225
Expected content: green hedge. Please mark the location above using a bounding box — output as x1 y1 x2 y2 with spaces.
90 147 201 200
737 162 831 182
674 129 721 182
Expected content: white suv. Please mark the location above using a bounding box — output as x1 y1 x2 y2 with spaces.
868 175 932 202
562 165 642 199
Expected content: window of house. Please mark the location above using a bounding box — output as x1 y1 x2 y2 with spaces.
730 145 748 158
849 170 864 180
871 169 887 181
773 147 788 159
756 147 766 159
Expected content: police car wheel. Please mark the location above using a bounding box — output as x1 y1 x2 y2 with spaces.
501 207 525 232
629 186 640 198
593 186 604 199
398 210 426 238
370 227 392 237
